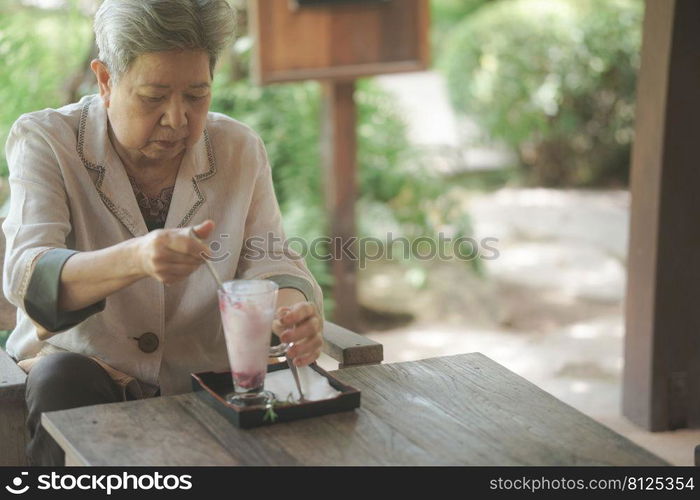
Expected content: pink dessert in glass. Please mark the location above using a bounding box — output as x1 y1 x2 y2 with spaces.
220 297 275 394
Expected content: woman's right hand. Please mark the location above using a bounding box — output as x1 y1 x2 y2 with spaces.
136 220 215 284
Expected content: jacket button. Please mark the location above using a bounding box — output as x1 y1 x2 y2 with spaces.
137 332 159 353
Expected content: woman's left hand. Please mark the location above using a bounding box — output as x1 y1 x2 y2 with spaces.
272 302 323 366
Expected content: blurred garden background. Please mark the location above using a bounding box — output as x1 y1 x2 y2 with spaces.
4 0 692 463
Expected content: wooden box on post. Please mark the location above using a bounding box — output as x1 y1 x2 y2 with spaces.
249 0 430 85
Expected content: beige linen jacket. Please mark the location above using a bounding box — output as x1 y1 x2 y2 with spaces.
2 94 324 396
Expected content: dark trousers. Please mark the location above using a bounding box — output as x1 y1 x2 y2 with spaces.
25 352 126 466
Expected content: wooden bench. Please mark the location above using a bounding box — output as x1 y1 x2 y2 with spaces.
0 215 29 465
0 326 27 466
0 219 382 466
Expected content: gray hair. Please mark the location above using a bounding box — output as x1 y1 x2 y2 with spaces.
94 0 236 82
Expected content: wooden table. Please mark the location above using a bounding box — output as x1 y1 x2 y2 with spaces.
42 353 668 466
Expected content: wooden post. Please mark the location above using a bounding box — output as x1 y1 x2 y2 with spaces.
623 0 700 431
321 80 360 332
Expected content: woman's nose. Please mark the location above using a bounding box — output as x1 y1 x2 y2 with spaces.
160 98 188 129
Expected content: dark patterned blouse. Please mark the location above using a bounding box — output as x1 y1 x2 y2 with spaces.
127 174 174 231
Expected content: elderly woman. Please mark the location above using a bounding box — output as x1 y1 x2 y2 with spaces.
2 0 324 466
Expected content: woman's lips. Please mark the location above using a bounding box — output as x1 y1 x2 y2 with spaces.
153 139 185 148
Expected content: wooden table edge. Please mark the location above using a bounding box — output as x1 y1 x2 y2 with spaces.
40 352 673 466
42 411 89 466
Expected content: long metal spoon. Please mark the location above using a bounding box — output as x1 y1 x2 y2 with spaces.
286 350 306 402
189 227 225 290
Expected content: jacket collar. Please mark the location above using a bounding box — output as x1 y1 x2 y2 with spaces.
76 95 217 237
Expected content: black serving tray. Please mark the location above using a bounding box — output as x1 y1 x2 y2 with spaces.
191 361 361 428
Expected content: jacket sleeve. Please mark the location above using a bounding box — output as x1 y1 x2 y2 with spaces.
2 116 104 337
24 249 105 334
233 135 325 322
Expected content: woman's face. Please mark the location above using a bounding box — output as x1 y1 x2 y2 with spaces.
98 50 212 164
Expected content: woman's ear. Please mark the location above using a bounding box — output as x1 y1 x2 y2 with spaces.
90 59 112 107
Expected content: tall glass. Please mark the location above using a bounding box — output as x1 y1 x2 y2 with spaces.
218 279 285 406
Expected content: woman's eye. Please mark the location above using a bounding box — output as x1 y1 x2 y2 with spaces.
186 94 207 101
141 96 165 103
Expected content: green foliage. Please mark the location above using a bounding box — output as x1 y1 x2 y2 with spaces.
431 0 496 32
440 0 643 186
0 1 93 177
431 0 497 57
